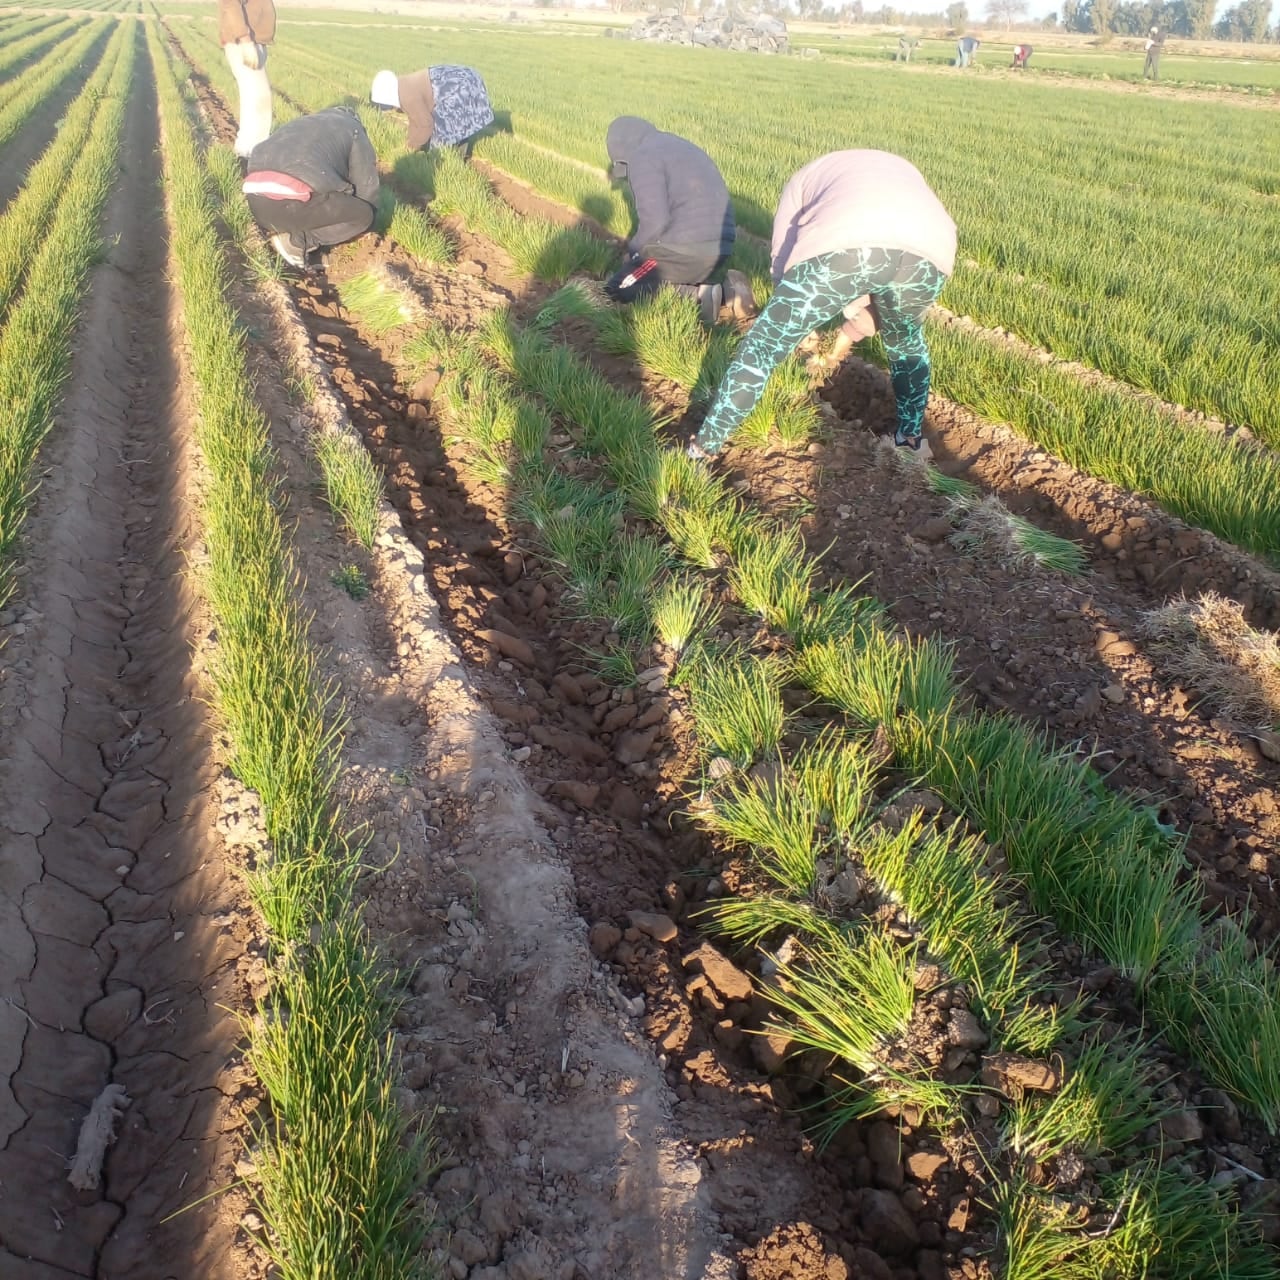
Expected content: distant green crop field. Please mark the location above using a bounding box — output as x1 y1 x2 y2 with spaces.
262 19 1280 443
803 30 1280 89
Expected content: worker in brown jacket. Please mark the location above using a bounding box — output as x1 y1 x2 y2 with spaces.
219 0 276 157
370 66 494 158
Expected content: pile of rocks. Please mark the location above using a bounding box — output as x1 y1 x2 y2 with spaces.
611 8 789 53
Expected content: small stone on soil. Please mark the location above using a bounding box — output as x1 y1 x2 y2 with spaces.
627 910 678 943
589 922 621 957
683 942 753 1003
859 1189 918 1255
946 1008 988 1049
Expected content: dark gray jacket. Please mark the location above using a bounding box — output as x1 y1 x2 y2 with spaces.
606 117 734 257
248 107 380 205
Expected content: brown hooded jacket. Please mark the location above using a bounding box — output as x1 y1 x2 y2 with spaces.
396 70 436 150
219 0 277 46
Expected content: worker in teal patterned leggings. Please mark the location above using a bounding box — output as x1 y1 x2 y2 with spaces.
691 150 956 457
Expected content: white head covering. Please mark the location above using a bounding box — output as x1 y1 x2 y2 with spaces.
371 69 401 109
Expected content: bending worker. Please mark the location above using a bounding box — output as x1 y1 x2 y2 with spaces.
242 107 380 269
954 34 980 67
371 66 494 156
1011 42 1032 69
604 116 753 327
218 0 276 157
690 150 956 458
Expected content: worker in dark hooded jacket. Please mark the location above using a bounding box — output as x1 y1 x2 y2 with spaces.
370 66 494 157
604 116 752 327
242 107 380 269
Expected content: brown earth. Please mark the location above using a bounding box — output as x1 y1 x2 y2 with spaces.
145 33 1280 1280
0 48 261 1280
474 157 1280 941
284 226 1280 1276
282 241 993 1280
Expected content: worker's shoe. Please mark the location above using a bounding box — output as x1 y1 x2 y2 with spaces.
724 269 757 320
686 439 713 460
270 232 308 269
894 427 933 460
697 282 723 328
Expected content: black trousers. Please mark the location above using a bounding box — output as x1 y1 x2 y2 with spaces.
604 241 728 304
247 190 376 252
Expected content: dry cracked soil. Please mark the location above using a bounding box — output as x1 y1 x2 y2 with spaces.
1 50 261 1280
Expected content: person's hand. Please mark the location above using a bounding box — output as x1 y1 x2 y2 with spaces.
841 294 876 343
240 39 266 70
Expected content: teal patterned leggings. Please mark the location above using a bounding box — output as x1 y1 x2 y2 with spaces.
695 248 946 454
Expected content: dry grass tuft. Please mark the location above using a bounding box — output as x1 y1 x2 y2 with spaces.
1139 593 1280 726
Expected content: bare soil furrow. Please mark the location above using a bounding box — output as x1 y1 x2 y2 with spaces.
191 197 744 1280
275 245 993 1280
0 47 258 1280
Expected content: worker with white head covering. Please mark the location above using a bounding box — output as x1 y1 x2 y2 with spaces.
370 65 494 157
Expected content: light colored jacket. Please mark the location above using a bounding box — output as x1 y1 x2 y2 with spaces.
771 150 956 283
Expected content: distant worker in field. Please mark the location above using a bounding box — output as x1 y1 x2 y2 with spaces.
954 34 980 67
688 150 956 458
1143 28 1164 80
1011 43 1032 69
241 107 380 269
370 66 494 158
603 116 753 328
895 35 919 62
218 0 276 158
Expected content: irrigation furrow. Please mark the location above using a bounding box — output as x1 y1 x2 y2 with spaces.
0 21 254 1277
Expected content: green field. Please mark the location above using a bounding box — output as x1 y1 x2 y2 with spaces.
806 30 1280 90
6 8 1280 1277
242 18 1280 448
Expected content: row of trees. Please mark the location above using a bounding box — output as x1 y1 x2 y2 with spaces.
604 0 1278 41
821 0 1278 38
1058 0 1272 40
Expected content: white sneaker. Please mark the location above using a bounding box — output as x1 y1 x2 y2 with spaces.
271 233 307 268
686 440 713 460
